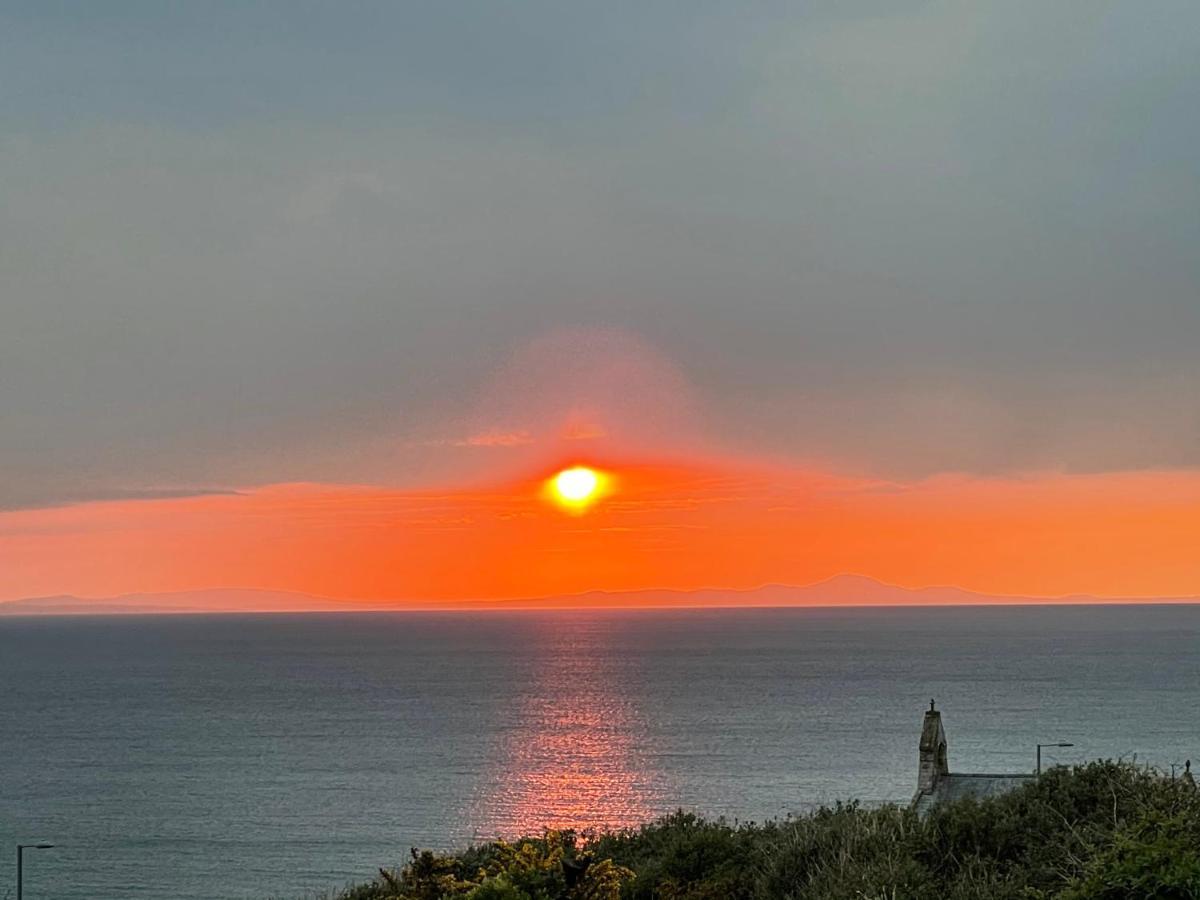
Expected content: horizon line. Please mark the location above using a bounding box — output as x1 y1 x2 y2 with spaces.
4 571 1200 617
3 601 1200 620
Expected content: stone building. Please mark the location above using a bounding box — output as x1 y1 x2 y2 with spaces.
911 701 1033 815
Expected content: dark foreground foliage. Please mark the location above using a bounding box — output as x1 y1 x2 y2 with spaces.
332 762 1200 900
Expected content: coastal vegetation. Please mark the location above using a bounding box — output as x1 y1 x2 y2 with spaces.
332 762 1200 900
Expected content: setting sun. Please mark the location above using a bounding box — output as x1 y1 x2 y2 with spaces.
548 465 607 512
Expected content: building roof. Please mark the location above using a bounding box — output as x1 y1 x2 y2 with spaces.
912 773 1034 816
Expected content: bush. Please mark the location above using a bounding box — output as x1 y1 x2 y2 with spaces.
1058 811 1200 899
756 803 935 900
336 831 632 900
589 811 762 899
333 763 1200 900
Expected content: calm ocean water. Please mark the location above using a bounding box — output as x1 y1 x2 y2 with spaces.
2 606 1198 899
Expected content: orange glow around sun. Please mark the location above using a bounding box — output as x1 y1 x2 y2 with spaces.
546 465 609 513
3 460 1200 605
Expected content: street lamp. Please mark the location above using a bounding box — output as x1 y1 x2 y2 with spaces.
1036 743 1074 775
16 843 55 900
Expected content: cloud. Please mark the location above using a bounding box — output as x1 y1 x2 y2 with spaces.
454 430 536 448
1 2 1197 508
0 486 242 512
459 327 703 454
561 419 607 441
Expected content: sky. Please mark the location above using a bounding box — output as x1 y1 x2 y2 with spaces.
2 2 1198 603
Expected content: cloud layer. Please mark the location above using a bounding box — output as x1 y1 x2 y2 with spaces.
2 1 1198 510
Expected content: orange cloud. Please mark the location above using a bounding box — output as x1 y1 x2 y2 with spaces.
2 460 1199 605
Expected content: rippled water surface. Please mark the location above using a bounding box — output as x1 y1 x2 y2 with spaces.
2 606 1198 898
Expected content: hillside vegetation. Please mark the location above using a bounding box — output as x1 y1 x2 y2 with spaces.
332 762 1200 900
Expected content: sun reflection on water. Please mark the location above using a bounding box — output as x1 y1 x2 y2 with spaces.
469 619 668 838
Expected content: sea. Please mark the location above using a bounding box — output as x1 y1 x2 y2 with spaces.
2 605 1198 899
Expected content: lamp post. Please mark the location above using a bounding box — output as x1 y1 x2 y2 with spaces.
16 843 54 900
1037 743 1074 775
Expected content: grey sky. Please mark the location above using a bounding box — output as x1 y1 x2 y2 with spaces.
2 1 1198 508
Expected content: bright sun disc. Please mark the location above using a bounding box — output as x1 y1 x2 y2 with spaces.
547 465 609 512
554 466 599 502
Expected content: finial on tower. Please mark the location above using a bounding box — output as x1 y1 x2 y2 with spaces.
930 698 936 712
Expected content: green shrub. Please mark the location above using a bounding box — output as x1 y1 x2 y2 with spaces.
754 803 937 900
589 811 762 899
1058 811 1200 899
464 879 528 900
332 763 1199 900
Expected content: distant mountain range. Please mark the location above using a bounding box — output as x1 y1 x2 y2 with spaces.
2 574 1196 615
0 588 353 616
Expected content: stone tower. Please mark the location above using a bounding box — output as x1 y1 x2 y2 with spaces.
917 699 949 794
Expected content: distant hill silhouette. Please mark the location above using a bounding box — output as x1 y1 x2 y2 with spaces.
2 574 1196 615
483 574 1198 609
0 588 360 616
